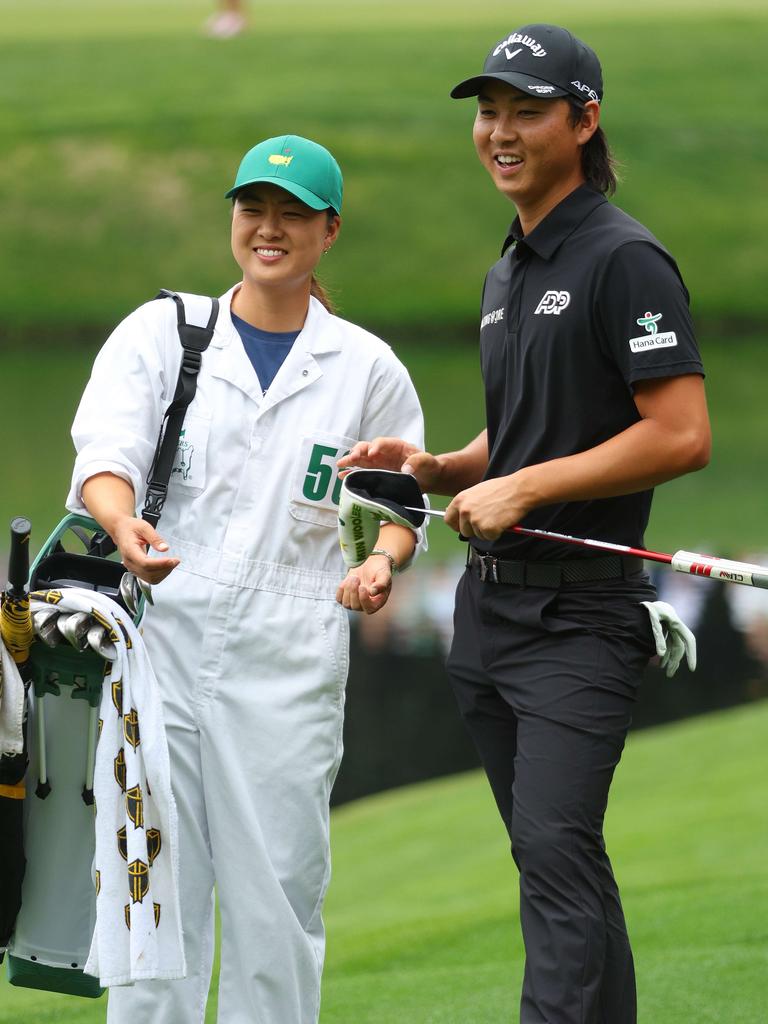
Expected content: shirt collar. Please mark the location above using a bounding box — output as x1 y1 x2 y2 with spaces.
502 185 608 261
216 285 340 354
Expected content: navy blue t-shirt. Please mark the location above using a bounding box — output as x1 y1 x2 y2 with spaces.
231 312 300 394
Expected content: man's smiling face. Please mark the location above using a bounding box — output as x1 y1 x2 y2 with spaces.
472 80 598 227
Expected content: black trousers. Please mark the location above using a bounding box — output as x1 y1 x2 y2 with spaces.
447 566 656 1024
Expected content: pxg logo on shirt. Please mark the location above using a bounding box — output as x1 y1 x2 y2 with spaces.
534 290 571 316
628 311 678 353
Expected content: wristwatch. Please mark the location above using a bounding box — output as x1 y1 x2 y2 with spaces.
370 548 398 575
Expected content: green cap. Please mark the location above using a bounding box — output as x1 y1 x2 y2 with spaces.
225 135 343 213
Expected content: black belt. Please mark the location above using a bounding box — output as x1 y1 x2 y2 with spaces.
467 547 638 588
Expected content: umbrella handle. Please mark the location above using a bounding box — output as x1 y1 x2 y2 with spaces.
7 518 32 596
2 518 34 666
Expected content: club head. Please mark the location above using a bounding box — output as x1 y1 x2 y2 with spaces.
32 607 62 647
56 611 92 651
119 571 153 615
137 577 154 607
54 612 74 641
86 623 117 661
119 572 138 615
32 606 58 627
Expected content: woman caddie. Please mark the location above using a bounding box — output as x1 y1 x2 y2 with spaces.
67 135 425 1023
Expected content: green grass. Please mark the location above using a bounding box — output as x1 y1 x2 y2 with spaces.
1 333 766 563
0 1 767 332
2 701 766 1022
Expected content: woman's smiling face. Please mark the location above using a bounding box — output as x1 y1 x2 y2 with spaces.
231 182 339 291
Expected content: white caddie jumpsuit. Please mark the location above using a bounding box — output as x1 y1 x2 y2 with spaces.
66 287 425 1024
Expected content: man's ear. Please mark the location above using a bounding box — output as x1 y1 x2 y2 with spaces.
577 99 601 145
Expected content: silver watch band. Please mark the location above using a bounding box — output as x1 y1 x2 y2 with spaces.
370 548 397 574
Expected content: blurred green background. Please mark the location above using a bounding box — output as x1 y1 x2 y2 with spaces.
1 0 767 557
1 2 767 1021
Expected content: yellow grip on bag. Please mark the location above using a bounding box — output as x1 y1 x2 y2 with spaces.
0 592 34 665
0 781 26 800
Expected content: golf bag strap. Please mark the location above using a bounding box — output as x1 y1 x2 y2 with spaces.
141 290 219 528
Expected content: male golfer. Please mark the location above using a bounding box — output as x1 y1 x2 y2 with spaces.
339 23 710 1023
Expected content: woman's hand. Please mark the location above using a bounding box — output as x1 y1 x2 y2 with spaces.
112 515 180 584
338 437 442 491
81 473 180 584
335 554 394 615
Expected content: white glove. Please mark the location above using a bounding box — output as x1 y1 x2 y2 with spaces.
641 600 697 678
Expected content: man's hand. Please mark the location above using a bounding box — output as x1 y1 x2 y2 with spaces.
445 474 533 541
338 437 443 491
112 515 180 584
335 554 394 615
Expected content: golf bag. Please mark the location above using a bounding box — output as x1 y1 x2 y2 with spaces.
4 514 138 998
4 290 218 997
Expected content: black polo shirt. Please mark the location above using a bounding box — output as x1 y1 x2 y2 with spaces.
477 184 704 561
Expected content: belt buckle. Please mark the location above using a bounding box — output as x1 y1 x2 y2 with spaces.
478 554 499 583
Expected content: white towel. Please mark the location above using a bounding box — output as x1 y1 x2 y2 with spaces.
0 636 25 758
30 587 186 986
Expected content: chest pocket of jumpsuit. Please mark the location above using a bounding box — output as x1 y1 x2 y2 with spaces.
289 432 358 528
168 413 211 497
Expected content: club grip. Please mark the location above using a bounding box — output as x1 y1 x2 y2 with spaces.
7 517 32 595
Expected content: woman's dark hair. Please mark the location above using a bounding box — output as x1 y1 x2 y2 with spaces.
567 98 618 197
310 274 335 314
311 208 338 314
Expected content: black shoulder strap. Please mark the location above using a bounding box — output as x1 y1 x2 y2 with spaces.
141 290 219 529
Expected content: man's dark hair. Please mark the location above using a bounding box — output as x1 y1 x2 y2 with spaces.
567 98 618 196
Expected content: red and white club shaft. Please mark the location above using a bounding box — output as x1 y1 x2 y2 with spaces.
406 508 768 590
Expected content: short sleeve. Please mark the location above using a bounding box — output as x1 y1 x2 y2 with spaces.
595 241 704 389
359 349 428 569
359 358 424 454
66 304 171 513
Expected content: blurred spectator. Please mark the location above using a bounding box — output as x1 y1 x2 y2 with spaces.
204 0 247 38
352 555 768 687
351 556 464 657
340 555 768 805
421 557 465 655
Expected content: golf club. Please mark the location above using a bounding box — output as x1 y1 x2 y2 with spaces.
31 606 62 647
403 507 768 590
56 611 92 651
86 622 117 661
119 571 153 617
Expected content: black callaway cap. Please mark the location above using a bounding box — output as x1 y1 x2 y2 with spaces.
450 23 603 104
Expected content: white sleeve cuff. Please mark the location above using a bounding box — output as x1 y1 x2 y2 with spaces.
66 460 144 515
